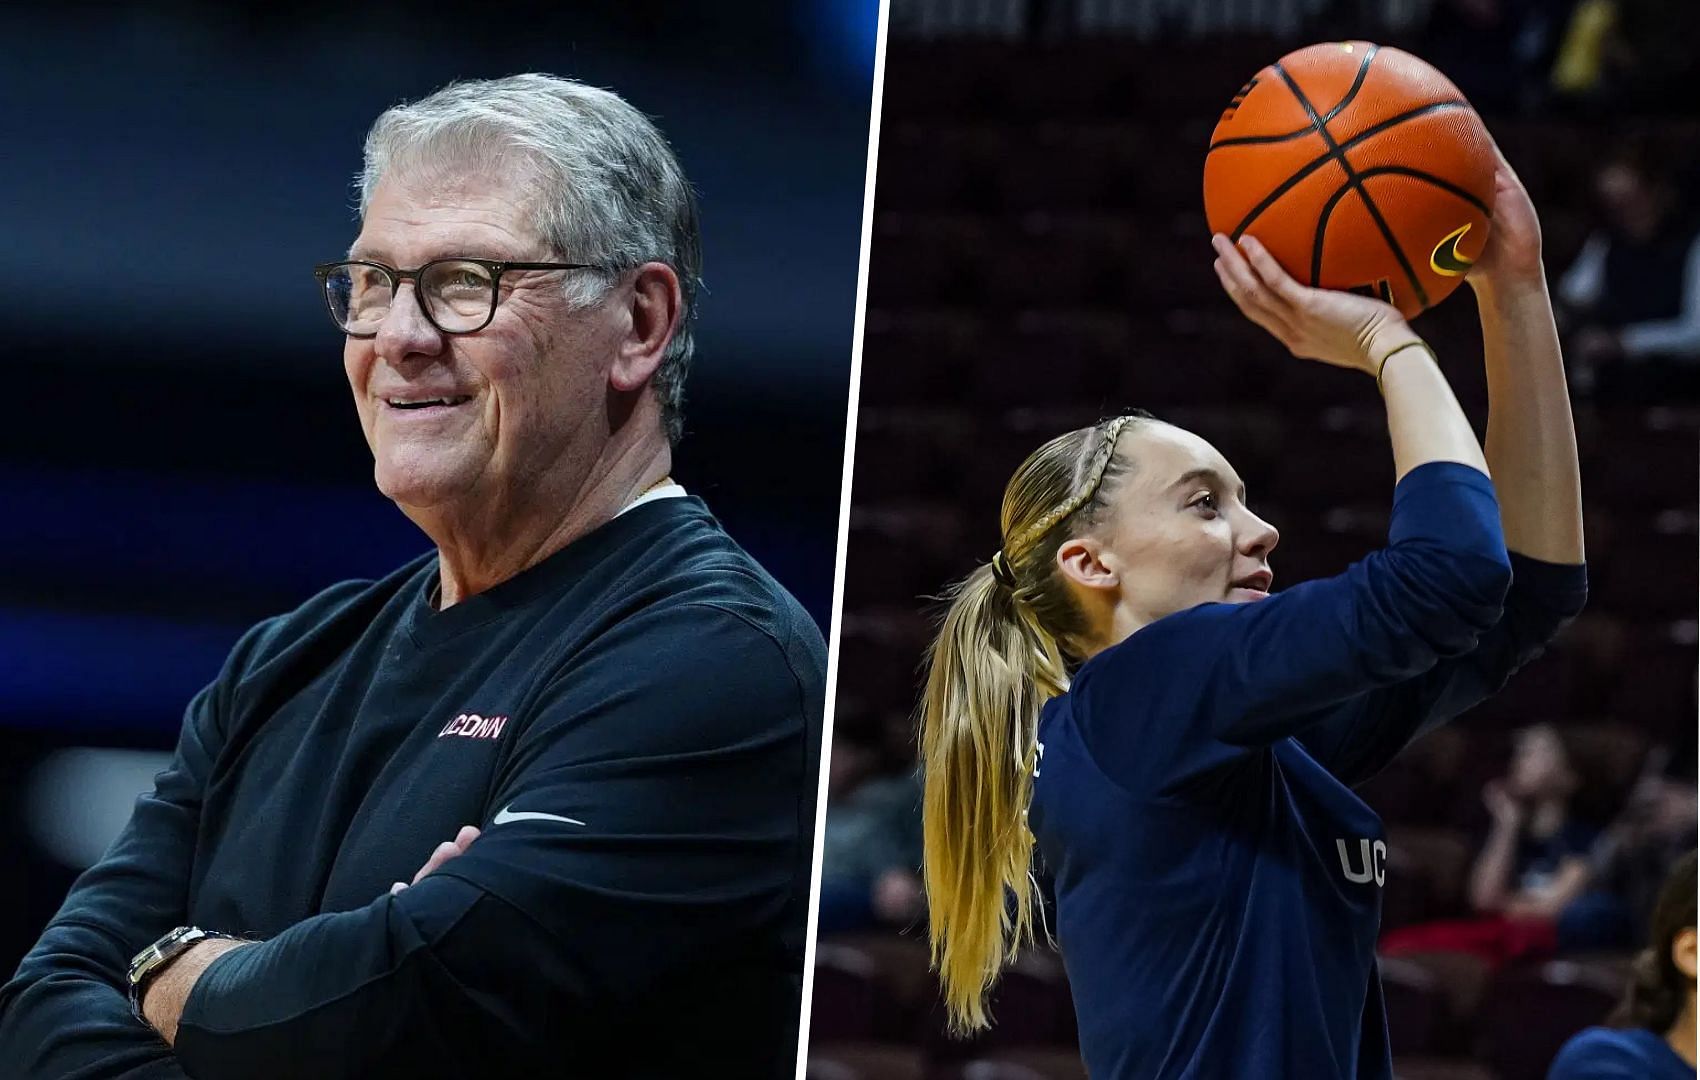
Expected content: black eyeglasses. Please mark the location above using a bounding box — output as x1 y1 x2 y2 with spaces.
312 257 609 337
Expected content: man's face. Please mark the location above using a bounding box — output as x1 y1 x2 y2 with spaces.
344 170 619 513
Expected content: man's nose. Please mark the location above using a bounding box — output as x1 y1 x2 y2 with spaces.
374 282 446 362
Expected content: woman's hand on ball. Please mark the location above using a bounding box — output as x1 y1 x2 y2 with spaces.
1212 234 1416 376
1468 142 1544 291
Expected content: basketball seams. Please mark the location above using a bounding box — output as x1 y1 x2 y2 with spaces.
1304 44 1382 289
1226 100 1470 243
1209 126 1314 150
1272 61 1431 310
1350 165 1493 217
1228 157 1341 243
1324 100 1470 155
1321 43 1380 123
1207 43 1378 153
1311 184 1359 288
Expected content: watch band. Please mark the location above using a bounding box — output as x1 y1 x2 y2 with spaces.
127 926 240 1024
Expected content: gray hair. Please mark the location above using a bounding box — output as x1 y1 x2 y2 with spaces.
358 73 702 445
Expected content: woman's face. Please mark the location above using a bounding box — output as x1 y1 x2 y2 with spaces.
1073 422 1279 631
1509 724 1575 798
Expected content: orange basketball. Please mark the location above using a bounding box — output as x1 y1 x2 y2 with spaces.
1203 41 1495 319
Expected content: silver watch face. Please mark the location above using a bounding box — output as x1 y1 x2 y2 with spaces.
129 926 197 985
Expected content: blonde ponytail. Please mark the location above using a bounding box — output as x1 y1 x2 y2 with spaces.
919 563 1069 1032
918 414 1147 1033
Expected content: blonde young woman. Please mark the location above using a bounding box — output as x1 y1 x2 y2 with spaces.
920 152 1588 1078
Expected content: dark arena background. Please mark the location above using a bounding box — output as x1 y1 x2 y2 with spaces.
813 1 1697 1079
0 0 874 985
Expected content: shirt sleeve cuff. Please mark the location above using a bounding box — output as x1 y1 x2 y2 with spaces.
1506 551 1589 618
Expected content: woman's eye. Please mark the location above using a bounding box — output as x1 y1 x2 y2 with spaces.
1193 492 1218 512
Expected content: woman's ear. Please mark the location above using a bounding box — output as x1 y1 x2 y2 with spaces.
1673 926 1697 982
1056 535 1119 594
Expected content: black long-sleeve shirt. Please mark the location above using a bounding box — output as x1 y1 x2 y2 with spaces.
0 495 826 1079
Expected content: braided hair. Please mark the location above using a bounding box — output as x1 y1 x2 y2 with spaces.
919 412 1152 1033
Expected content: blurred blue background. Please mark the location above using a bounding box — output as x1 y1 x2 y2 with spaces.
2 0 877 974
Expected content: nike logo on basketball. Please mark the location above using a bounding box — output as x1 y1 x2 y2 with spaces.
493 804 586 827
1430 224 1475 276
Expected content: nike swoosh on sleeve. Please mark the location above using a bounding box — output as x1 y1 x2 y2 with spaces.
492 804 587 826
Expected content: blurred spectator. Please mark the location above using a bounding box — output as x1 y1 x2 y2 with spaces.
818 735 926 934
1384 724 1630 962
1469 724 1629 948
1591 749 1700 944
1547 849 1696 1078
1557 145 1700 399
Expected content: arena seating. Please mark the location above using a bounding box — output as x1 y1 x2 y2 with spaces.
817 26 1697 1080
1476 960 1626 1079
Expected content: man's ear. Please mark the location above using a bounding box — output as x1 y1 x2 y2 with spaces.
611 261 681 392
1056 535 1120 594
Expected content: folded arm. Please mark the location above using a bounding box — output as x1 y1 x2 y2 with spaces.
168 603 815 1079
0 655 244 1078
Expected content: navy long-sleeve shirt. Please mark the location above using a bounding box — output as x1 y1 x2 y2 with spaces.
0 495 825 1079
1028 462 1588 1080
1549 1026 1697 1079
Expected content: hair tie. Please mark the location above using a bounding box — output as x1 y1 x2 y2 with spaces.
989 550 1017 589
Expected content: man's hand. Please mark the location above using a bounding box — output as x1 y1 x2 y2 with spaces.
390 824 481 896
141 937 253 1047
139 823 482 1051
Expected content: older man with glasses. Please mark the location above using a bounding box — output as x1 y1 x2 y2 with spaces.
0 74 826 1080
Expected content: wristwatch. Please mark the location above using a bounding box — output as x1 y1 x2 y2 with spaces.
127 926 239 1024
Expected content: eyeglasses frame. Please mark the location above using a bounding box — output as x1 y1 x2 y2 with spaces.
311 257 611 337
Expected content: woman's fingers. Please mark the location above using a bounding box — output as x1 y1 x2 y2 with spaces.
1213 261 1288 340
1213 239 1292 339
1212 234 1261 296
1237 235 1309 307
454 825 481 850
1212 235 1291 322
